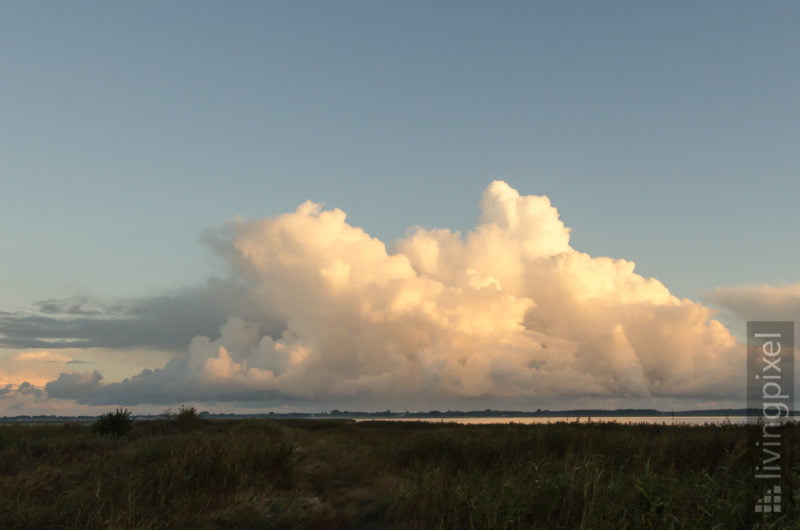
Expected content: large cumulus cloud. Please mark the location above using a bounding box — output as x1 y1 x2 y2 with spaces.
56 181 741 405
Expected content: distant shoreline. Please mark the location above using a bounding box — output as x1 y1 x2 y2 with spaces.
2 408 798 423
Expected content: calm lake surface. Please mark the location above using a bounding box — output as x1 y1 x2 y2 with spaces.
356 416 751 425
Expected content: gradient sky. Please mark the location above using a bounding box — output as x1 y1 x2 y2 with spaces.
1 3 799 414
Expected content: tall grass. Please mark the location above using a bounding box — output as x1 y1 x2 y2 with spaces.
0 419 796 528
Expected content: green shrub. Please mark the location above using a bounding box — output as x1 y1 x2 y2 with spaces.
176 405 198 422
92 408 133 436
175 405 201 431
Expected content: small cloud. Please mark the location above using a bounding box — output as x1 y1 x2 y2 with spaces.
45 371 103 400
708 284 800 323
17 381 43 398
0 381 45 400
35 297 103 316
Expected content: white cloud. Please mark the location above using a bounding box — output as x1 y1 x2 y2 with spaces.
53 181 742 406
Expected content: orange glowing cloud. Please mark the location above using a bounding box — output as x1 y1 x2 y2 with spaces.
51 181 743 405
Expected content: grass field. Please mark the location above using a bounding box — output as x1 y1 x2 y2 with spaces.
0 417 797 529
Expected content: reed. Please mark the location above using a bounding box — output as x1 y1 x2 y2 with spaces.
0 418 796 528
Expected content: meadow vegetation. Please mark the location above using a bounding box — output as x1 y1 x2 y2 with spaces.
0 417 796 529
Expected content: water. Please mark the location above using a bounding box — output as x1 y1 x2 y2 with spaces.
356 416 750 425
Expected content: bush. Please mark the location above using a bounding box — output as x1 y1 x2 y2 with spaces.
176 406 198 422
92 408 134 436
175 406 200 431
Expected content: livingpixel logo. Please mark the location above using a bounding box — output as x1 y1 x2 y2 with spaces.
747 321 794 516
754 485 782 514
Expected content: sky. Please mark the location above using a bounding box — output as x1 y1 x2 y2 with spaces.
1 3 799 415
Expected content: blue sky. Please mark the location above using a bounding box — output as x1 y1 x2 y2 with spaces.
3 2 799 307
1 3 799 413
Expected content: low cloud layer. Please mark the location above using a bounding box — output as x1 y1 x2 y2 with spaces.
51 181 742 406
0 280 281 351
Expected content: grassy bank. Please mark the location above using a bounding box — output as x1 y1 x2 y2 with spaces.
0 418 796 529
